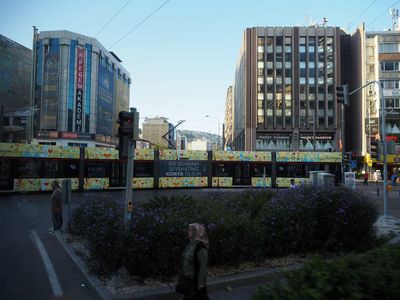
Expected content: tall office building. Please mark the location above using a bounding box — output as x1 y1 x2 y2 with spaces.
231 26 349 151
0 34 32 143
32 30 131 147
350 23 400 158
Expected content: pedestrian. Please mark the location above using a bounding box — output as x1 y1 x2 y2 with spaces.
290 179 297 189
391 174 397 186
49 180 63 233
176 223 209 300
363 172 369 186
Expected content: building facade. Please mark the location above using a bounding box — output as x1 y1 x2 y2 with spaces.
32 30 131 147
0 34 32 143
224 85 233 150
231 26 349 152
350 24 400 160
142 117 174 148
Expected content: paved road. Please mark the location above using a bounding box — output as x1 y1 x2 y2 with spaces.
1 184 398 300
0 193 96 300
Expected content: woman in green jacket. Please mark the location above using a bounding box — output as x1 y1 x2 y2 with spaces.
176 223 209 300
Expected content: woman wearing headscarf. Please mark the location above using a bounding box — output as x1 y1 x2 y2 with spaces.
176 223 209 300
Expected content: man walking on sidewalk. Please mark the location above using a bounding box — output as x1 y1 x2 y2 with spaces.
363 172 369 186
49 180 63 233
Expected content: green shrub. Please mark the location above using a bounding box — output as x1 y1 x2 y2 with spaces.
69 195 124 276
253 245 400 300
70 187 379 278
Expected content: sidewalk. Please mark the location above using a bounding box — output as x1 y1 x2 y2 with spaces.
55 232 303 300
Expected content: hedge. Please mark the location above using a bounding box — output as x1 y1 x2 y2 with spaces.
69 186 378 277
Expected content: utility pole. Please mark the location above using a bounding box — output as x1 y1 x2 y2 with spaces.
118 108 139 231
347 81 388 217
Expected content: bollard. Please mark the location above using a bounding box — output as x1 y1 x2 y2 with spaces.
377 187 379 196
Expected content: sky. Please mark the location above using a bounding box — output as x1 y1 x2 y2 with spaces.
0 0 398 135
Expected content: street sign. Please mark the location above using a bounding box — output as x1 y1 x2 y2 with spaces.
345 172 356 190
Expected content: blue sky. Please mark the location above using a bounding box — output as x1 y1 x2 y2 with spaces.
0 0 397 134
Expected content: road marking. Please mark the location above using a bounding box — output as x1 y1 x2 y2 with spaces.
30 230 63 297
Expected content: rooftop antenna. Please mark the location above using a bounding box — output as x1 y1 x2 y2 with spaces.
322 17 328 27
390 8 399 31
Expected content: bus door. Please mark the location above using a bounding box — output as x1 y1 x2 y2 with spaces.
233 162 251 185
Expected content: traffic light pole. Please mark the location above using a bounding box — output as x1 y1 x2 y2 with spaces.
124 139 134 231
347 80 388 218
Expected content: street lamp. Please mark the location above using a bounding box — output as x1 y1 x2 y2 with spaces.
205 115 221 150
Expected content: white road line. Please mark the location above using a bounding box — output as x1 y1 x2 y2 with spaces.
29 230 63 297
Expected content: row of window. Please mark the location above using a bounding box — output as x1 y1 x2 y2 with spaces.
379 43 400 53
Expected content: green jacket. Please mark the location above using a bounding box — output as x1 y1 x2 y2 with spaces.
181 240 208 288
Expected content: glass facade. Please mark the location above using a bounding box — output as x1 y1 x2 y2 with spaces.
97 60 114 136
40 38 60 131
34 31 130 145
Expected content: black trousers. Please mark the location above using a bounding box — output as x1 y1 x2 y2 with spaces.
183 287 209 300
52 211 63 230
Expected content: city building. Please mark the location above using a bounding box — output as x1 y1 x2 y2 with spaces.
31 30 131 147
231 26 349 151
350 23 400 161
224 85 233 150
180 135 188 150
187 139 212 151
0 34 32 143
142 117 175 148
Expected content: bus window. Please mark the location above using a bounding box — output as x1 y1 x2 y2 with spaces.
85 161 110 178
43 160 62 178
134 162 154 177
64 160 79 178
16 159 41 178
213 163 233 177
252 164 271 177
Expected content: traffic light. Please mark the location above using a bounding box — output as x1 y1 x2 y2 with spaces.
344 152 350 161
336 84 349 106
117 111 133 160
118 111 134 137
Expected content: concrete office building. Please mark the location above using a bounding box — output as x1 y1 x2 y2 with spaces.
231 26 349 151
350 24 400 159
32 30 131 147
0 34 32 143
142 117 175 149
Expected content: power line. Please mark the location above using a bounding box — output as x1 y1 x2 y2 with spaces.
94 0 133 38
108 0 171 50
349 0 377 30
368 0 400 26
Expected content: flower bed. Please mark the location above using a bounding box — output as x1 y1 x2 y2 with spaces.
69 186 378 278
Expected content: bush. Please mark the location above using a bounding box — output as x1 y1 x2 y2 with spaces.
70 187 379 278
69 195 124 276
253 245 400 300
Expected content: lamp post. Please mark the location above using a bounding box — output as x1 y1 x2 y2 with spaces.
205 115 221 150
348 80 388 218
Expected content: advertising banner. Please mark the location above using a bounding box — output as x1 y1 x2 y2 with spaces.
159 160 208 177
75 48 85 132
256 134 292 150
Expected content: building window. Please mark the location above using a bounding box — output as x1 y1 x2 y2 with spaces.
380 61 400 71
379 43 400 53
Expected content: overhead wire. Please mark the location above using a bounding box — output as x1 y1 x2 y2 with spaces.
368 0 400 26
108 0 171 50
94 0 133 38
349 0 377 30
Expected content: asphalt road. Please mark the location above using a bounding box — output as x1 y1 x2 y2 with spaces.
0 193 96 300
0 183 399 300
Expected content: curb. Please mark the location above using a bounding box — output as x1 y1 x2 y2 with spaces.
55 232 303 300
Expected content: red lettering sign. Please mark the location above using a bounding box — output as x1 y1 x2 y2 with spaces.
75 48 85 131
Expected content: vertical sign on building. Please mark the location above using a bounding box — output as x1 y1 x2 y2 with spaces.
75 48 85 132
